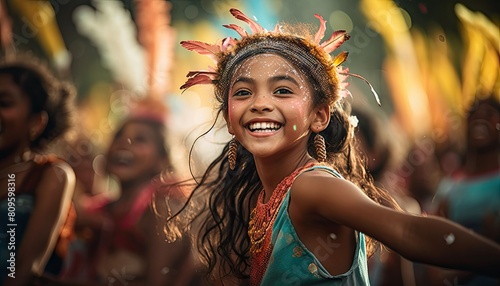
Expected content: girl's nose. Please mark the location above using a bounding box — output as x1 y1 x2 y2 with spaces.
113 135 133 148
250 93 274 112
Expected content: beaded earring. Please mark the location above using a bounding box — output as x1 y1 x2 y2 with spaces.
314 133 326 163
228 137 238 170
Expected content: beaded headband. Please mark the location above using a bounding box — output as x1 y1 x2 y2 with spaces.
180 8 380 107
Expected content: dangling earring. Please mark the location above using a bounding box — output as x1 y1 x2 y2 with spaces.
228 137 238 170
314 133 326 163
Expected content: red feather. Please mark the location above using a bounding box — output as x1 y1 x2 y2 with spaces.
229 8 263 34
320 30 350 53
185 71 218 78
221 37 237 52
223 24 248 38
180 74 215 90
180 40 220 62
313 14 326 44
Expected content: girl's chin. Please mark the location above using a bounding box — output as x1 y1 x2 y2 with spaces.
107 168 133 181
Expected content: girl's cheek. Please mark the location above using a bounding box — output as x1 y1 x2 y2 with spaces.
228 101 241 122
227 102 233 121
288 99 308 118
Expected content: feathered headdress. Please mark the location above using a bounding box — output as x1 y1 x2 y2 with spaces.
180 8 380 106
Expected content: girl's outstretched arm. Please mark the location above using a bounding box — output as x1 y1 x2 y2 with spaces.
293 172 500 277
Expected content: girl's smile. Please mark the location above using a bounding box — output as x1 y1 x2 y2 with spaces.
106 121 166 184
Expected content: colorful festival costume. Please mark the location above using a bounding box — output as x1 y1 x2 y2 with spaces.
251 165 370 285
180 8 376 285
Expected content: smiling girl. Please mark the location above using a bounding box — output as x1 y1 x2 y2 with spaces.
171 8 500 286
0 56 76 285
73 99 199 286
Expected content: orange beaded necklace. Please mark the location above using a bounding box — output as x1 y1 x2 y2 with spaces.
248 163 316 284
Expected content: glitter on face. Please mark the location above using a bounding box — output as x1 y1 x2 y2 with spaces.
225 53 317 154
230 54 309 96
228 54 314 125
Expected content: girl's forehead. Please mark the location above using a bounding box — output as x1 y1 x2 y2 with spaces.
121 121 157 134
232 53 302 78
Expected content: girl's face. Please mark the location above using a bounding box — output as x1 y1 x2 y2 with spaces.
0 74 32 155
467 100 500 150
226 53 324 160
106 121 166 183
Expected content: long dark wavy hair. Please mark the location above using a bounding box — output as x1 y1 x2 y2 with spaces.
162 29 400 285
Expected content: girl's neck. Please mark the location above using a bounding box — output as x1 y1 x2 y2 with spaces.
118 176 155 200
463 149 500 177
0 144 31 171
255 152 315 203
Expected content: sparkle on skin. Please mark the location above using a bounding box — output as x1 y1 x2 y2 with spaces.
444 233 455 245
226 53 316 160
229 54 311 123
230 55 307 96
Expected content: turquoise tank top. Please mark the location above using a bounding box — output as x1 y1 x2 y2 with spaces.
260 165 370 285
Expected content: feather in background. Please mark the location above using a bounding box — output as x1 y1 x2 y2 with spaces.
73 0 147 96
360 0 431 141
361 0 499 153
10 0 70 71
134 0 175 100
455 3 500 110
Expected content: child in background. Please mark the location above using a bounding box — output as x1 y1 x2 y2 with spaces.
73 99 199 286
170 8 500 285
427 95 500 286
0 56 76 285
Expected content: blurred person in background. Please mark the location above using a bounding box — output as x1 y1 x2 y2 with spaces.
51 136 111 282
352 105 420 286
426 95 500 286
0 56 76 285
57 99 200 286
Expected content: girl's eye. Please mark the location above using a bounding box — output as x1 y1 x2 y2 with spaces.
0 98 14 108
275 88 292 95
113 131 123 140
134 135 149 143
233 89 251 97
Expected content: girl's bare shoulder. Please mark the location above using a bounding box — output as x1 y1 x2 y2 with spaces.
291 168 361 202
289 168 393 226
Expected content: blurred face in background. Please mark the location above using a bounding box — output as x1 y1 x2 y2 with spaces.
0 73 32 157
466 99 500 151
105 120 167 185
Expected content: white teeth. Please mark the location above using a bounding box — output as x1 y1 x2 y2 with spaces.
112 150 134 164
248 122 281 132
471 124 489 139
